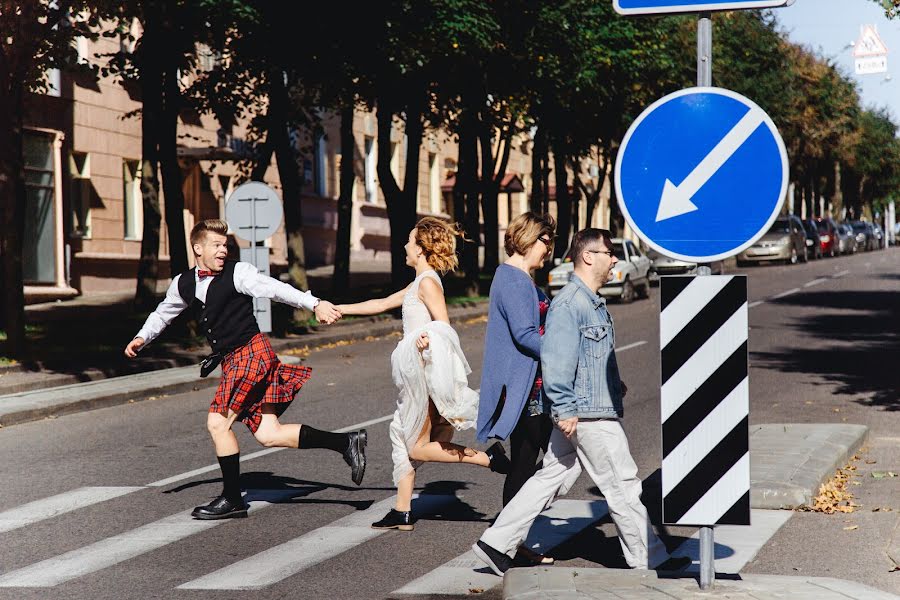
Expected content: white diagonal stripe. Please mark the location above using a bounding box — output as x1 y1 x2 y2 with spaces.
178 494 455 590
771 287 799 300
674 453 750 526
0 487 144 534
393 500 608 596
803 278 827 288
615 340 647 352
661 305 747 422
671 509 792 574
0 489 299 587
660 277 732 349
662 378 748 496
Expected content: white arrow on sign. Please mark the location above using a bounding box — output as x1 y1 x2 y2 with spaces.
656 107 766 222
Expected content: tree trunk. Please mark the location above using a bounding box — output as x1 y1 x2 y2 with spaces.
530 127 544 213
333 101 355 292
454 111 480 294
553 150 572 260
134 9 164 309
159 63 188 277
0 60 27 356
478 125 512 275
376 99 421 287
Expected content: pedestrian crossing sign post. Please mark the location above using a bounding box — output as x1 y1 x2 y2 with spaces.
613 0 793 16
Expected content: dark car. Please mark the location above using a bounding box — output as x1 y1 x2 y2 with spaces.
814 217 840 258
835 224 857 255
849 221 876 251
801 219 823 260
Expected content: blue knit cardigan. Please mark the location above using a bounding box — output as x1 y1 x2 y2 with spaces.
476 264 542 442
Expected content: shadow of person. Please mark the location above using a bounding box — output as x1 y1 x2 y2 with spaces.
413 480 490 524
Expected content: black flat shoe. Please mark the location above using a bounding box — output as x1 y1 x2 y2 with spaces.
343 429 367 486
191 495 248 520
654 555 692 572
371 509 414 531
472 540 513 576
485 442 510 474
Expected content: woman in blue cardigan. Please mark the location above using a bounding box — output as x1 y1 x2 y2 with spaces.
477 212 557 565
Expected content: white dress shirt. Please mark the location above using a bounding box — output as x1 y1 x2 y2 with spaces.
135 262 319 345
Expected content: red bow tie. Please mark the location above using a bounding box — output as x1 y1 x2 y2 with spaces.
197 269 219 279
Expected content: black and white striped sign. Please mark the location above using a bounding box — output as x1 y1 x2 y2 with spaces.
660 275 750 526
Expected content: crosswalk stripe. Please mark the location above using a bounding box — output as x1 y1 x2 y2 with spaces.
0 489 300 587
178 494 455 590
0 487 144 535
392 499 609 596
671 508 792 573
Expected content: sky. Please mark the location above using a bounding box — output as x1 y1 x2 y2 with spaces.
773 0 900 119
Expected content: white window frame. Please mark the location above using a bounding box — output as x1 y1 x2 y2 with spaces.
123 159 143 241
364 136 377 203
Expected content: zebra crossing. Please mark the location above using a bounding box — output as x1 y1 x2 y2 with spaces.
0 476 793 596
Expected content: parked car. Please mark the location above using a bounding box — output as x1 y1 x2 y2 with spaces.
548 238 651 303
814 217 840 257
835 224 857 255
848 221 876 251
872 224 885 249
801 219 823 260
647 249 725 285
736 215 807 266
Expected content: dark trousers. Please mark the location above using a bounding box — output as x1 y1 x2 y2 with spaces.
503 406 552 506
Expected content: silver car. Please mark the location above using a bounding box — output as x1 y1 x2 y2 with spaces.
548 238 651 303
736 215 807 266
835 224 857 255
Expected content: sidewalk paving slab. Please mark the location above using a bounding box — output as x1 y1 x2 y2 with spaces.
503 567 900 600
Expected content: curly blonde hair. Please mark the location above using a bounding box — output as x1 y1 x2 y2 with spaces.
414 217 462 275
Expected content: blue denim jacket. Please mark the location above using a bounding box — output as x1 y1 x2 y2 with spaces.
541 273 624 421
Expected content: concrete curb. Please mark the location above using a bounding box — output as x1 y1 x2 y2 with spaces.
749 423 869 509
0 304 487 428
503 567 900 600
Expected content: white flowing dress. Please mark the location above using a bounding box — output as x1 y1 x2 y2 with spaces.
388 270 480 484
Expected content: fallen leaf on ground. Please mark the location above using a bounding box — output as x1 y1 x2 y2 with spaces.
468 588 484 594
799 457 860 514
865 459 877 464
843 525 859 531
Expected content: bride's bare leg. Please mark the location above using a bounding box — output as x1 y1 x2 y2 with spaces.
395 469 415 512
408 401 490 467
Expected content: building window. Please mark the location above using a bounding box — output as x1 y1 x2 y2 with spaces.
429 153 441 214
314 133 327 197
364 136 376 203
23 131 59 284
123 160 143 240
69 152 91 238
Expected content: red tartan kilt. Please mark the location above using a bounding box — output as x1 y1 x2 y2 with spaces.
211 333 312 433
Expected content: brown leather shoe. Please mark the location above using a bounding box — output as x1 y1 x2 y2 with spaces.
516 545 555 565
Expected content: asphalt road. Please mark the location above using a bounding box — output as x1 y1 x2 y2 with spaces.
0 246 897 599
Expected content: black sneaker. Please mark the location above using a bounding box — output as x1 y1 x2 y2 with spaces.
190 495 248 520
472 540 513 576
371 509 414 531
654 555 692 572
485 442 510 474
343 429 367 486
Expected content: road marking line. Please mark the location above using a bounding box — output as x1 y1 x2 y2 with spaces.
393 499 609 596
771 288 800 300
147 414 395 488
616 340 647 352
0 489 300 587
748 300 765 308
671 509 792 573
802 278 828 288
832 270 849 278
178 494 455 590
0 487 144 535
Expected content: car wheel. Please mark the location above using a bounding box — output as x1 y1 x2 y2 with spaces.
736 259 748 267
789 248 799 264
620 279 635 304
638 281 650 299
829 246 836 258
801 246 808 263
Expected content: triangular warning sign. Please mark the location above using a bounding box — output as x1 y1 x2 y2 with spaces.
853 25 889 58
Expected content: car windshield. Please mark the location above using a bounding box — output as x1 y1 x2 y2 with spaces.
612 243 624 258
851 222 866 232
816 221 830 233
802 222 816 235
768 219 790 234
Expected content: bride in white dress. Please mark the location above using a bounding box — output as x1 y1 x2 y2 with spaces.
337 217 509 531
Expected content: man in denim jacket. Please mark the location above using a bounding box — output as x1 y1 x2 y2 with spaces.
473 229 688 575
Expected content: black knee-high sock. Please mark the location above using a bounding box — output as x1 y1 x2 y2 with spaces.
298 425 349 453
217 453 242 502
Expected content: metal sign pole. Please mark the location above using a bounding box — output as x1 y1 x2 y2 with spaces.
697 11 715 591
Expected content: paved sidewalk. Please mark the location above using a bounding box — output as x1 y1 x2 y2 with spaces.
503 567 900 599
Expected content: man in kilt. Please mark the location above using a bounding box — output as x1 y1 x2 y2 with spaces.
125 219 366 520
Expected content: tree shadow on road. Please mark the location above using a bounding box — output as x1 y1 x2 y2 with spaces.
751 289 900 411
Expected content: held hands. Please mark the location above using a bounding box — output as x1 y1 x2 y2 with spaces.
557 416 578 438
124 337 145 358
415 332 430 352
314 300 342 325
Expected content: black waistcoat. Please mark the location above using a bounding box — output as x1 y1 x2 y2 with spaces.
177 261 260 354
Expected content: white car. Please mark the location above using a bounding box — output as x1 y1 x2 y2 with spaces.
547 238 651 303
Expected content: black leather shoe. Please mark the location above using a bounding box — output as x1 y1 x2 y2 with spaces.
343 429 367 486
654 555 692 572
191 495 248 520
486 442 510 474
371 509 414 531
472 540 513 576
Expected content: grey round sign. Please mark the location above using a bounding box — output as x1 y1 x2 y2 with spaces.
225 181 283 242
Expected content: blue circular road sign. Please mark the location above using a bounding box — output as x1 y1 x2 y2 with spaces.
615 87 789 262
